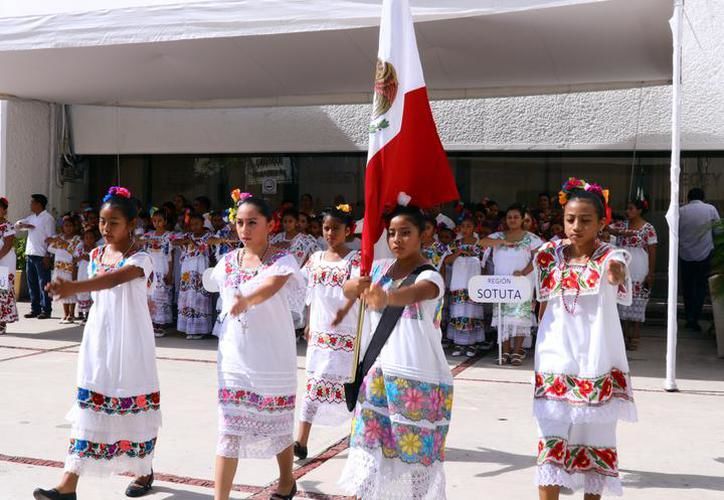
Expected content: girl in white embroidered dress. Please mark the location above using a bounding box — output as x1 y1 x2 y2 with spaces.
339 205 453 500
608 199 657 351
75 229 98 323
47 215 83 324
211 195 304 500
533 181 635 500
35 187 160 500
0 197 18 334
293 207 360 460
141 210 175 335
487 204 544 366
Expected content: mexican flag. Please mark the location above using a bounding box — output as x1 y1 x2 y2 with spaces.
361 0 459 275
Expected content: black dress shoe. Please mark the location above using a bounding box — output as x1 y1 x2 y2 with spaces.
125 472 154 498
33 488 77 500
37 312 51 320
270 481 297 500
293 441 308 460
24 312 39 319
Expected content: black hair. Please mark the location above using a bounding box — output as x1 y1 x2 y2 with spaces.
385 205 426 233
688 188 705 202
629 199 649 215
0 197 8 210
101 193 138 221
31 194 48 208
423 214 437 227
473 203 487 215
298 212 311 222
538 192 551 199
459 214 476 225
505 203 526 217
194 196 212 211
281 208 300 220
322 207 354 227
301 193 313 202
486 200 498 208
238 196 273 221
566 189 606 220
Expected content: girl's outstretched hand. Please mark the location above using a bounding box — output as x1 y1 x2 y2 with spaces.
608 260 626 286
363 284 388 311
46 278 75 299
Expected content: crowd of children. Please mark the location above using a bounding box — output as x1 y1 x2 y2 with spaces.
13 180 652 500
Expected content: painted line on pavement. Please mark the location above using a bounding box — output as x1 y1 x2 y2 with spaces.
0 343 81 363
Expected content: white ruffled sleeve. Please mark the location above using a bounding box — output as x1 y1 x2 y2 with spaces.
415 269 445 301
123 251 154 280
263 253 306 316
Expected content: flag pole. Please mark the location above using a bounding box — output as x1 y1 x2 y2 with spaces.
350 297 366 381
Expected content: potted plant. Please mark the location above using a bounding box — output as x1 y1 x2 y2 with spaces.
14 235 27 300
709 219 724 357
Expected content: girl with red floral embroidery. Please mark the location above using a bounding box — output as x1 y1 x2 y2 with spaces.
293 205 361 460
46 214 83 324
35 187 160 500
608 199 657 350
0 197 19 334
533 179 635 499
210 194 304 500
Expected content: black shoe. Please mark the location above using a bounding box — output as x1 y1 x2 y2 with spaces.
125 472 154 498
37 312 51 320
270 481 297 500
33 488 77 500
293 441 308 460
24 312 40 319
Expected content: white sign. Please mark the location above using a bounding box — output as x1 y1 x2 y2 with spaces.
0 266 8 291
468 275 532 304
261 177 278 195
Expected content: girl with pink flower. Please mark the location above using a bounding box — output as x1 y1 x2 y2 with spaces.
34 187 161 500
533 179 636 499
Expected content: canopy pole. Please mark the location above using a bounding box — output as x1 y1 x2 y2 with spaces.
664 0 684 392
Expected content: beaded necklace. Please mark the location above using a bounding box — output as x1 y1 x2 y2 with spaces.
559 244 596 314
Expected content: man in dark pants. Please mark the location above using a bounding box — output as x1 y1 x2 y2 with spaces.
14 194 56 319
679 188 720 331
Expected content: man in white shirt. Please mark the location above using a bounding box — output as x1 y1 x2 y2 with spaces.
679 188 720 331
15 194 56 319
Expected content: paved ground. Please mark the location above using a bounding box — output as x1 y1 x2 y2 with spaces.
1 302 723 499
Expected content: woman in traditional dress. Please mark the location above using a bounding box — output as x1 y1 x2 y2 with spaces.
141 210 175 336
0 196 18 334
339 204 453 500
533 179 635 499
608 199 657 350
211 194 304 500
293 206 360 460
173 213 213 339
35 186 161 500
487 204 544 366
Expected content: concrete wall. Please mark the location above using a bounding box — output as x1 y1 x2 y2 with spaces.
70 0 724 155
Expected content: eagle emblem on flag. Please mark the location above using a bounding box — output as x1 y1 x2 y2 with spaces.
372 58 398 119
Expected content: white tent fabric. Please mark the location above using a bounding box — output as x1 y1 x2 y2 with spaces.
0 0 672 107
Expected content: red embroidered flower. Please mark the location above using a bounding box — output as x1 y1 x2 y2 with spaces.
535 373 544 389
576 379 594 398
119 440 132 452
611 369 627 390
585 269 600 288
547 378 568 397
136 395 147 408
600 377 613 401
593 448 618 469
537 441 544 455
550 440 565 461
92 393 105 406
572 449 591 469
542 273 556 292
561 272 579 290
537 251 555 268
150 392 160 405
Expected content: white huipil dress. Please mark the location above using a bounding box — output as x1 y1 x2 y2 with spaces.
533 241 636 496
339 259 453 500
65 247 161 476
300 250 361 426
48 236 83 305
143 231 175 325
610 220 657 323
76 249 93 314
177 232 213 335
488 231 543 341
446 240 487 345
0 221 19 324
211 249 305 458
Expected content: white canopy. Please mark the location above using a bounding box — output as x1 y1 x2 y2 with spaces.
0 0 672 107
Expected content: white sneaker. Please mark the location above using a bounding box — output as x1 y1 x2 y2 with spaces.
186 334 204 340
154 330 166 338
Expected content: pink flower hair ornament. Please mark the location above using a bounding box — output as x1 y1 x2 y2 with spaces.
102 186 132 203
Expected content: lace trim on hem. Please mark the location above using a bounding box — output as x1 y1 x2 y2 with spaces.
64 454 153 478
536 463 623 496
533 398 637 424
